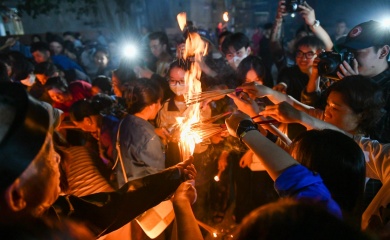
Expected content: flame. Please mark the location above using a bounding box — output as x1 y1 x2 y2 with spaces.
177 12 187 31
176 12 209 161
223 12 229 22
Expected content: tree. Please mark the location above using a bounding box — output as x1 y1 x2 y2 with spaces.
16 0 99 20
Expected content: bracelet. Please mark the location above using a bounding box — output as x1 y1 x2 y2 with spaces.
236 120 258 142
312 20 320 28
239 128 258 142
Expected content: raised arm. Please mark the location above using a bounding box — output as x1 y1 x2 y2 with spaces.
261 101 349 136
237 82 314 113
53 159 197 238
225 111 297 180
225 111 342 217
299 2 333 51
172 181 203 240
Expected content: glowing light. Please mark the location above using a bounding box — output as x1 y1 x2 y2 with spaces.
177 12 187 31
213 232 218 238
223 12 229 22
122 44 137 59
380 18 390 28
214 169 222 182
290 13 296 18
176 12 208 161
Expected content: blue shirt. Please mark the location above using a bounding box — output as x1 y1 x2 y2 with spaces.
275 164 342 219
51 54 85 73
116 114 165 187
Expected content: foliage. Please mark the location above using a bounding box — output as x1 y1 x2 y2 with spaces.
16 0 99 19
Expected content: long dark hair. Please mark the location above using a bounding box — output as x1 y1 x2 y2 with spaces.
45 76 68 93
290 129 365 226
237 56 273 87
234 198 371 240
69 94 118 122
122 78 163 114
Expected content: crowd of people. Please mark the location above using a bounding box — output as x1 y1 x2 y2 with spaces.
0 0 390 239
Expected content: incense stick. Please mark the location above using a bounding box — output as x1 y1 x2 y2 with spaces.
185 89 238 105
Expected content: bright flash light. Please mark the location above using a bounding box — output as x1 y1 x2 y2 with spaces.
380 18 390 28
291 13 296 18
223 12 229 22
214 175 220 182
122 44 137 59
213 232 218 238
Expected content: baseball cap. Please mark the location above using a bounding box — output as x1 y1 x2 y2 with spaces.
196 28 214 45
0 82 50 190
343 20 390 50
182 21 215 47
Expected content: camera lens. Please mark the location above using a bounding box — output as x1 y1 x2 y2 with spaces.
318 58 339 76
291 3 298 11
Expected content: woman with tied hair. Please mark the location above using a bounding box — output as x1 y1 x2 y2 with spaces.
116 78 165 187
69 93 124 168
91 75 113 95
45 76 92 114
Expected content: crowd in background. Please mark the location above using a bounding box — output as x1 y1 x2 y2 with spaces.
0 0 390 239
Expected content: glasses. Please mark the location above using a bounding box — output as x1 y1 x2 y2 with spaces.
296 51 316 59
169 79 185 86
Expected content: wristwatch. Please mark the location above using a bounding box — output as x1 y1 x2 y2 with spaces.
312 20 320 28
236 120 258 142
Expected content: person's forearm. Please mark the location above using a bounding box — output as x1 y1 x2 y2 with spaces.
310 26 333 51
270 18 283 43
265 87 290 104
172 199 203 240
298 110 348 136
289 95 314 113
306 75 321 93
242 130 297 180
54 166 184 237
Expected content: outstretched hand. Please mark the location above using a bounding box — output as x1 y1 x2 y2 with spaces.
172 181 197 205
298 1 316 26
176 156 197 180
155 127 171 142
238 82 271 99
227 91 259 117
133 66 153 79
276 0 288 19
260 101 301 124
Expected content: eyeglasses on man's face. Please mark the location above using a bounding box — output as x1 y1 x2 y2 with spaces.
169 79 186 86
296 50 316 59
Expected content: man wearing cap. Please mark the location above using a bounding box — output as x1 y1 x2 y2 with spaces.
338 20 390 143
0 82 197 237
339 21 390 234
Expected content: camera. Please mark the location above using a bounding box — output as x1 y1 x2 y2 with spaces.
317 50 354 80
285 0 304 13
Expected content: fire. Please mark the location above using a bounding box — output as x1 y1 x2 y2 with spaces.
176 12 209 161
177 12 187 32
223 12 229 22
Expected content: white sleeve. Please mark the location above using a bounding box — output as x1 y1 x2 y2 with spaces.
354 136 390 182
